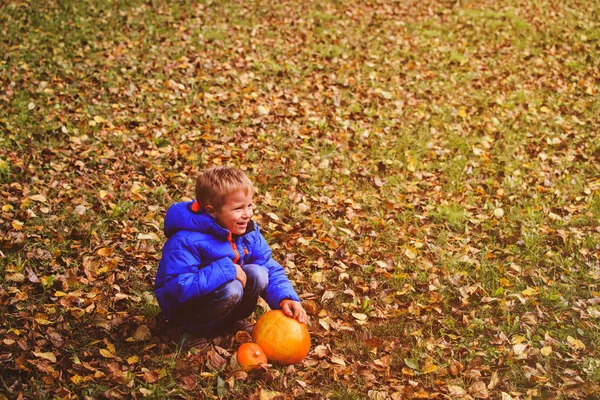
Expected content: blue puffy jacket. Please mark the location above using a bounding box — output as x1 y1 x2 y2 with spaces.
154 201 300 320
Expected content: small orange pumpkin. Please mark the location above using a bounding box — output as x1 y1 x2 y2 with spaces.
236 342 268 369
252 310 310 365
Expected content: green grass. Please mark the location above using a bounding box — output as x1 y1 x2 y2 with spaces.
1 0 599 398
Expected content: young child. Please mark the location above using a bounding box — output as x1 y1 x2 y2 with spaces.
154 166 306 345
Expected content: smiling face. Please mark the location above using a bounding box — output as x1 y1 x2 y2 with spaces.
210 189 254 235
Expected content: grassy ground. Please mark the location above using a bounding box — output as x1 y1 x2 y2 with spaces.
1 0 599 398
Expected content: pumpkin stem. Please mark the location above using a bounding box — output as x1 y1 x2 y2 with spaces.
254 351 260 356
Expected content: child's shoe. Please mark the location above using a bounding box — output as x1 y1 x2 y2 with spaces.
179 333 211 352
226 319 253 334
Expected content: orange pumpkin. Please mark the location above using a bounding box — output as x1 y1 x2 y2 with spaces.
252 310 310 365
236 342 268 369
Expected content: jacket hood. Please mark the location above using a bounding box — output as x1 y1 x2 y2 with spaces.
163 201 254 239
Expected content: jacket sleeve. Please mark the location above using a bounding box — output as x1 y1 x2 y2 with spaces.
159 237 237 305
248 230 300 310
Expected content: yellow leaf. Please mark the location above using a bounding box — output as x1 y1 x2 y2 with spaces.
567 336 585 350
99 348 115 358
96 247 113 257
33 351 57 363
93 115 105 123
540 346 552 356
521 287 538 297
423 359 438 374
511 335 526 344
70 374 86 385
513 343 528 356
540 106 550 114
12 220 24 230
311 271 323 283
499 278 511 287
457 107 467 118
104 339 116 353
7 273 25 282
410 328 423 337
259 389 282 400
404 246 417 260
127 355 140 365
407 156 417 172
2 204 14 212
28 194 47 203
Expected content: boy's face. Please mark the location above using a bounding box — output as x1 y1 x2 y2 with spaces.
210 189 254 235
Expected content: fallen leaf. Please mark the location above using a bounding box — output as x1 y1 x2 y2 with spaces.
132 325 152 342
469 381 489 398
12 220 24 230
28 194 47 203
138 232 159 240
448 385 467 396
422 358 438 374
259 389 282 400
330 355 346 366
567 336 585 350
513 343 528 356
96 247 114 257
352 312 368 321
404 246 417 260
33 351 57 363
127 355 140 365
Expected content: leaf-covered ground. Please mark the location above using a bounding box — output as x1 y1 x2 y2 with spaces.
1 0 599 398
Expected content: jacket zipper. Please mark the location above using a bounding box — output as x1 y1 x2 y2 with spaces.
228 233 241 265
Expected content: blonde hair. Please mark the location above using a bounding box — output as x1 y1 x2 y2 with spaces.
195 166 254 211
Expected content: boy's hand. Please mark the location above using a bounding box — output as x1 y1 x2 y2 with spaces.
235 264 247 288
279 299 307 323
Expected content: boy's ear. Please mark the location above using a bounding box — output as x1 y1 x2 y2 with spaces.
205 205 215 215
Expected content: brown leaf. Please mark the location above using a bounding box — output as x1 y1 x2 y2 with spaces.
143 370 160 384
303 299 319 316
96 247 114 257
469 381 489 399
32 351 57 363
205 349 227 370
449 359 463 377
132 325 152 342
180 375 196 390
235 331 252 345
25 266 39 283
46 329 65 348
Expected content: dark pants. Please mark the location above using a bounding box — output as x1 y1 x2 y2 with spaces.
172 264 269 336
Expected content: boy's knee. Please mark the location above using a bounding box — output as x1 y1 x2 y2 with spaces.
215 280 244 306
244 264 269 290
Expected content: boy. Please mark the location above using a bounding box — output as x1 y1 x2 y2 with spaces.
154 166 306 347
